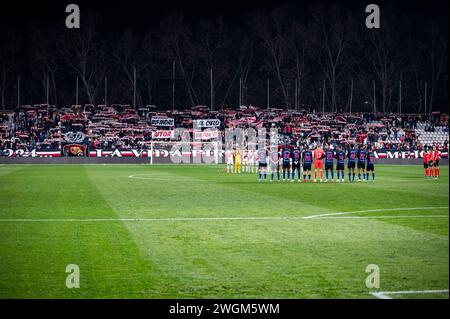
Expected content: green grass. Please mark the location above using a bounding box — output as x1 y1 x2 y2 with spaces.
0 164 448 299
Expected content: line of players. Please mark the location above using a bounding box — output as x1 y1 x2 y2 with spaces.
256 143 376 183
226 148 258 174
423 145 441 179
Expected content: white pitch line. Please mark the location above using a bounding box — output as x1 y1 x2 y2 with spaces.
371 289 449 299
310 215 448 219
303 206 449 219
0 207 447 222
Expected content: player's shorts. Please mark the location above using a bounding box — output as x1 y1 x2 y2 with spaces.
336 163 345 171
259 162 267 168
366 163 375 171
282 161 291 170
303 163 312 171
423 163 428 169
292 161 301 171
314 160 323 169
270 162 279 172
347 161 356 169
325 162 333 170
434 160 439 167
357 162 366 169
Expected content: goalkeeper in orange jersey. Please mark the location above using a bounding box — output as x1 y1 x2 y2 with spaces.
313 144 325 182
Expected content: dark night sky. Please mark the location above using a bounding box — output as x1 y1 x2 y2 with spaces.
1 0 448 31
0 0 448 110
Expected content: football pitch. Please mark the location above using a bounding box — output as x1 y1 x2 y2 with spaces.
0 164 448 299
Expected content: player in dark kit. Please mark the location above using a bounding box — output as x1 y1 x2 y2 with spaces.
366 146 376 182
281 145 292 182
324 144 335 182
357 145 368 182
302 146 313 182
335 144 346 182
347 144 357 182
291 145 302 182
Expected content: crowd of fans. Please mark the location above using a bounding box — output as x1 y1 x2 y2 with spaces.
0 104 448 155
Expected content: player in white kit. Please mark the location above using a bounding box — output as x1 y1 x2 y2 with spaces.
225 148 234 173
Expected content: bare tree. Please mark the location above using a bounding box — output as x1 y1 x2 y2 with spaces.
426 22 447 115
252 7 292 109
159 14 200 107
59 13 106 105
309 2 350 113
0 26 18 109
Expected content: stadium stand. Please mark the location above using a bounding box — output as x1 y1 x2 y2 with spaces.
0 105 448 154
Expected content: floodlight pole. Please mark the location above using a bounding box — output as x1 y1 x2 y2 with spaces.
373 80 376 114
239 77 242 106
76 76 79 105
17 76 20 108
46 76 49 105
133 67 137 108
349 80 354 114
210 68 213 111
321 79 325 113
172 60 175 111
105 76 108 106
295 78 298 111
424 82 427 115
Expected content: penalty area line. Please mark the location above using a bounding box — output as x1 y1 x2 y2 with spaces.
371 289 449 299
0 207 447 222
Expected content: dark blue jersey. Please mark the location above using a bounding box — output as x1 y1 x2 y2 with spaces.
335 150 346 164
347 149 357 163
324 149 335 163
282 149 291 162
357 149 367 163
368 152 376 164
302 150 312 164
292 148 301 163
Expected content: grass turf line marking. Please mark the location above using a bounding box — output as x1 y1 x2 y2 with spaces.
303 206 449 219
0 207 447 222
371 289 449 299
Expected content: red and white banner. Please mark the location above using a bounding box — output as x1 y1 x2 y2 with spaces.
193 130 219 140
194 119 221 128
151 116 174 126
1 148 448 159
152 130 174 139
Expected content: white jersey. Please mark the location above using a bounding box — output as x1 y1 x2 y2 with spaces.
248 150 256 164
225 149 234 164
242 150 248 164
